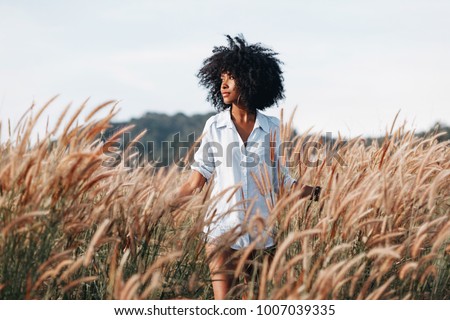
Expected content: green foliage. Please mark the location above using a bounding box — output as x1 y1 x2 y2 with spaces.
106 112 215 166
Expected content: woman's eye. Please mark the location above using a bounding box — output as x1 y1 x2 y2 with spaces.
220 74 234 82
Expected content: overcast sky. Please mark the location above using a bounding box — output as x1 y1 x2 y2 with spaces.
0 0 449 140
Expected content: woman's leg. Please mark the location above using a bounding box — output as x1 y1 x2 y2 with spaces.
205 244 237 300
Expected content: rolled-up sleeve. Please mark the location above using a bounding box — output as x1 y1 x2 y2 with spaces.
280 164 297 189
275 126 297 189
191 122 215 181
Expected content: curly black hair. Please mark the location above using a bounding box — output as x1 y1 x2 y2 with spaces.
197 34 285 112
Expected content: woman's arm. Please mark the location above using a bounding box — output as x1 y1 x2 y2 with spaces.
178 170 206 198
169 170 207 208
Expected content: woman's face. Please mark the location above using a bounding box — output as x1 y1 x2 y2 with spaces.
220 72 240 105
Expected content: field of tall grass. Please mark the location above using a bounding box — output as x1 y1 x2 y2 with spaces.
0 100 448 299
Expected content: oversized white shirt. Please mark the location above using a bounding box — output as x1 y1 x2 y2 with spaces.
191 109 296 249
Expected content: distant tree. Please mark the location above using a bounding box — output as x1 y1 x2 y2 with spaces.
104 111 215 167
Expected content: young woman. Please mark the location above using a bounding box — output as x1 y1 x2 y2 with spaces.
173 35 318 299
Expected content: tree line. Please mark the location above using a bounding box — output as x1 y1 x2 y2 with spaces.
104 111 449 167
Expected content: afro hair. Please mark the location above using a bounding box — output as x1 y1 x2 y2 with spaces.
197 34 285 112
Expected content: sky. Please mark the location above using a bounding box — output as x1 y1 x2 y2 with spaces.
0 0 449 140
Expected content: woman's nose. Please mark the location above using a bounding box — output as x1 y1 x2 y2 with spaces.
221 80 228 89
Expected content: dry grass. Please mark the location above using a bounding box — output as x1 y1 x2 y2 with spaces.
0 100 448 299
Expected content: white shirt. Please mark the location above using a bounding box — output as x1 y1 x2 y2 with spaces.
191 109 297 249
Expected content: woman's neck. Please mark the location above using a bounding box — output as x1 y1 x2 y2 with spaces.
230 104 256 123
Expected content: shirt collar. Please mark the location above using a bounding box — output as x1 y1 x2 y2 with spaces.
216 109 270 133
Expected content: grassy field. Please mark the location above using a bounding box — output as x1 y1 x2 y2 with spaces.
0 100 448 299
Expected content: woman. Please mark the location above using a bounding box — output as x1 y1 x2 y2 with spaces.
173 35 319 299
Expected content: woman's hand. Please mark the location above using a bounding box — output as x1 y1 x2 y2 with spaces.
293 183 321 201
